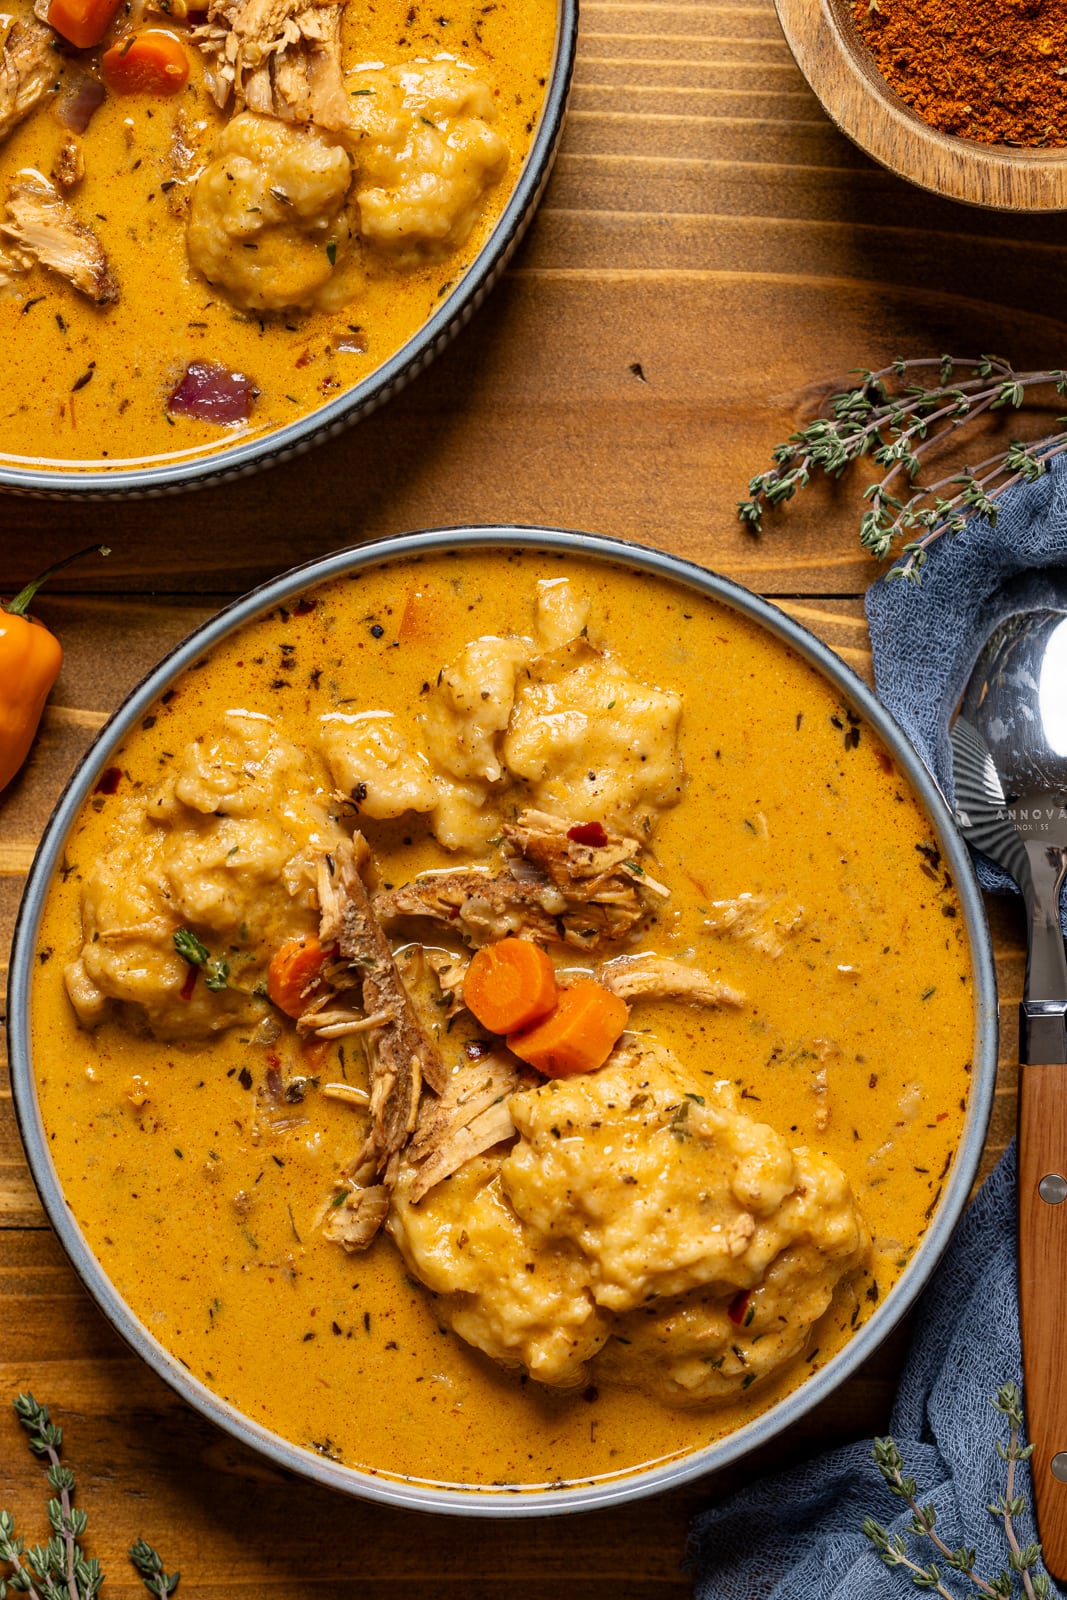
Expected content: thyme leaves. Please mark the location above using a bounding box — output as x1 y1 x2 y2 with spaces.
173 928 229 992
738 356 1067 585
0 1395 178 1600
863 1384 1050 1598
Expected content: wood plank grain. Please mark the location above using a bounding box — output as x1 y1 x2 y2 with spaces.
3 268 1061 596
0 2 1046 1590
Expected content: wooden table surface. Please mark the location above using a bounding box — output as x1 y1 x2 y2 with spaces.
0 0 1059 1592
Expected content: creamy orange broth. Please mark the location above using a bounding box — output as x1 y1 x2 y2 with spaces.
30 551 974 1490
0 1 555 471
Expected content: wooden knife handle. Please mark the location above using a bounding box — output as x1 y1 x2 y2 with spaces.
1019 1059 1067 1581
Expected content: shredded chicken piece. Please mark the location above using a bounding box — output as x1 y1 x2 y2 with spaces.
428 949 469 1015
315 839 447 1249
404 1054 520 1203
703 893 806 958
52 136 84 193
0 13 53 146
504 811 671 900
393 942 469 1021
374 810 669 952
192 0 350 129
321 1081 370 1106
323 1184 390 1252
305 1006 393 1038
0 237 30 289
95 917 174 944
597 954 744 1009
164 108 199 217
1 170 118 302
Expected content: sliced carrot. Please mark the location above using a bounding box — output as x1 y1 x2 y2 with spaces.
398 586 436 643
102 30 190 96
299 1034 332 1072
45 0 123 48
463 938 558 1035
267 936 329 1019
507 979 629 1078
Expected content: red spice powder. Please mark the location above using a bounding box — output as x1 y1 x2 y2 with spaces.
852 0 1067 146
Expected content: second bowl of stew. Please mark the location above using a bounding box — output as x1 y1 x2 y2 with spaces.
0 0 576 496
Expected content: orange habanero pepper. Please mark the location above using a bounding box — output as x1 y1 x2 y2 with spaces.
0 544 110 794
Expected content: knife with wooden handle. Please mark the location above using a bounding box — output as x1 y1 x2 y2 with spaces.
1019 996 1067 1581
1017 829 1067 1582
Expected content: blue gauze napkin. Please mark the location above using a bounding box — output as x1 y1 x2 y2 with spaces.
866 454 1067 905
689 457 1067 1598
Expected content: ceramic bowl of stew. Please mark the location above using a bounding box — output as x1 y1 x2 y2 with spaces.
0 0 576 498
775 0 1067 210
8 526 998 1514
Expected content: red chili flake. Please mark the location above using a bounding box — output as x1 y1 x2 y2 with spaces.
94 766 123 795
936 1111 949 1122
293 596 317 616
568 821 608 848
295 348 312 369
727 1290 750 1326
179 965 198 1002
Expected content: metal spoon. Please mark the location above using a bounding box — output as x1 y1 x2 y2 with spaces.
951 571 1067 1579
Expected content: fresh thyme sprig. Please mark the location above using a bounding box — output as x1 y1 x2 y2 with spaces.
128 1541 180 1599
739 356 1067 584
173 926 229 992
862 1384 1049 1598
0 1395 178 1600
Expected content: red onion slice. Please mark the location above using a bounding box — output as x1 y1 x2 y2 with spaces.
56 73 106 134
168 361 256 425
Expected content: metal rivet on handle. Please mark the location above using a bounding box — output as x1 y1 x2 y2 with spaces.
1039 1173 1067 1205
1052 1453 1067 1482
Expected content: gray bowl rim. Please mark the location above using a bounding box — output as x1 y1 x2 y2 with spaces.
8 524 998 1517
0 1 577 500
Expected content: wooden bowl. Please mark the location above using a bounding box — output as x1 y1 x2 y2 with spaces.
775 0 1067 211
